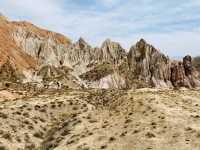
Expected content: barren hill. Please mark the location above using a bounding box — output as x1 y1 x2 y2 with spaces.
0 88 200 150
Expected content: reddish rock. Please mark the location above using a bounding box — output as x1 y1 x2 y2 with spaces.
128 39 200 89
170 56 200 88
170 61 186 87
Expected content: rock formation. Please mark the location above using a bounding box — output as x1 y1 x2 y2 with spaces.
170 61 186 87
0 60 18 82
0 14 128 89
193 56 200 72
127 39 172 88
100 39 126 64
12 21 71 67
183 55 193 76
0 16 37 74
169 56 200 88
64 38 126 70
127 39 200 89
193 56 200 79
0 14 199 89
183 55 200 87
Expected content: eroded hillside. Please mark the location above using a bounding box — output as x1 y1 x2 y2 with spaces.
0 88 200 150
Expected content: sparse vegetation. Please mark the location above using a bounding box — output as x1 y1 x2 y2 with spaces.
33 131 44 139
0 113 7 119
79 62 114 81
0 145 7 150
2 132 12 141
0 88 200 150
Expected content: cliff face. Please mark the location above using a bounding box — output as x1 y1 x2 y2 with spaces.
61 38 126 75
0 15 127 88
128 39 172 88
12 21 71 67
12 23 126 69
127 39 200 88
0 14 37 75
0 14 199 89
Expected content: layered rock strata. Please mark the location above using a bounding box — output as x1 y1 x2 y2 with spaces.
0 13 199 89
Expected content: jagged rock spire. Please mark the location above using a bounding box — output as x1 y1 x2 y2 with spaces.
76 37 90 49
136 38 146 49
128 39 171 88
101 38 126 63
101 38 111 46
183 55 193 76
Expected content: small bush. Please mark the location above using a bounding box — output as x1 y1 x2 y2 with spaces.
33 131 44 139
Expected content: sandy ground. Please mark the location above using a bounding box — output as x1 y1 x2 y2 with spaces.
0 88 200 150
0 90 21 100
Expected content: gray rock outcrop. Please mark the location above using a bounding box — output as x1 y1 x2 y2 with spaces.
127 39 200 89
127 39 172 88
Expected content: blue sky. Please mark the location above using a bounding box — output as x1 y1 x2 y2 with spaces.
0 0 200 57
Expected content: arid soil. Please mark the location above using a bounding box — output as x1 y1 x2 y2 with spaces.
0 88 200 150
